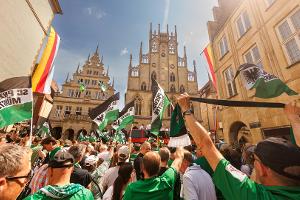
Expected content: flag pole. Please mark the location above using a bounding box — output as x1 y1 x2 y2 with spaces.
29 95 34 147
128 123 134 156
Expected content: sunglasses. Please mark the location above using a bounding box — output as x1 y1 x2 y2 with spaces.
6 169 33 182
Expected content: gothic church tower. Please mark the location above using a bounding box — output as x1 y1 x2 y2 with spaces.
125 24 201 129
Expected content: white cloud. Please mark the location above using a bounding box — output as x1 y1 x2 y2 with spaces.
120 48 128 56
163 0 170 28
84 7 106 20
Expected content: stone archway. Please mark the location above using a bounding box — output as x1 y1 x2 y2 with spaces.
52 127 62 140
64 129 75 140
229 121 251 147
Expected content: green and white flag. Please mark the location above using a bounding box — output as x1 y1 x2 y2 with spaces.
89 132 97 142
78 131 87 141
98 81 107 92
235 63 298 98
0 76 32 128
112 101 135 131
89 92 120 131
113 131 126 144
96 130 110 142
38 122 51 138
151 78 170 135
79 82 86 92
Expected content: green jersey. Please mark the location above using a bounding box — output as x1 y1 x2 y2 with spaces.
123 167 177 200
24 183 94 200
213 159 300 200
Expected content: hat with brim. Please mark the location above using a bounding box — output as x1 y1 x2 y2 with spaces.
254 137 300 180
48 148 75 168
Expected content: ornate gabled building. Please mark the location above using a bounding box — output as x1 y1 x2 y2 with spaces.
49 46 115 140
125 24 201 130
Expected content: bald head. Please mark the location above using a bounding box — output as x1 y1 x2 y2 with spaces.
159 147 170 163
140 141 151 155
142 151 161 177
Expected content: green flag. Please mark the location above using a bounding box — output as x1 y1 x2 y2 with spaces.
38 122 51 138
89 93 120 131
113 101 135 131
151 79 170 135
0 77 32 128
79 83 86 92
78 131 85 141
98 81 107 92
235 63 298 98
168 104 191 147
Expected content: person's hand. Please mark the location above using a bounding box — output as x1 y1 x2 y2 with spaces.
177 93 190 112
284 101 300 123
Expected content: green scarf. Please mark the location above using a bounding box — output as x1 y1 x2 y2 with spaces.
39 184 83 199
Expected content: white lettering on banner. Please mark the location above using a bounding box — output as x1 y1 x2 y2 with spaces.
93 100 119 125
152 87 165 122
0 88 32 110
225 164 247 182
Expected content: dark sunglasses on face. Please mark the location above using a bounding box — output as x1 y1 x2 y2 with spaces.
6 169 33 182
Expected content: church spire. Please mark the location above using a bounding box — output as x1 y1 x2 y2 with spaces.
87 53 90 63
158 24 160 34
129 53 132 68
112 77 115 88
193 60 197 83
175 25 177 37
167 24 169 35
76 63 80 73
139 42 143 64
101 55 103 64
149 22 152 38
95 44 99 54
106 65 109 76
184 46 187 62
65 72 69 83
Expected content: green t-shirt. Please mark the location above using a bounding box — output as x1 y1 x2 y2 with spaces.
213 159 300 200
24 184 94 200
130 153 138 163
123 167 177 200
167 159 174 167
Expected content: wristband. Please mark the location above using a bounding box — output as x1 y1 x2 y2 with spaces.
182 109 193 118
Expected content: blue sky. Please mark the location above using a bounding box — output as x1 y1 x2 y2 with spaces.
52 0 218 105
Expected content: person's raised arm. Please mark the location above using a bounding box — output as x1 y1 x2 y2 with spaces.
284 102 300 147
170 147 184 171
177 93 223 171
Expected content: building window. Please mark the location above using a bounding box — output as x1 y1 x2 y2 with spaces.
169 43 175 54
224 67 238 97
74 90 81 98
170 73 175 82
76 107 82 115
135 97 142 115
151 71 157 80
244 45 263 68
141 82 147 91
219 35 229 58
188 72 195 81
236 11 251 38
170 85 176 93
68 89 74 97
180 85 185 93
277 9 300 64
85 90 91 97
93 71 99 75
64 106 72 115
91 80 97 85
131 68 139 77
55 105 63 117
84 79 90 85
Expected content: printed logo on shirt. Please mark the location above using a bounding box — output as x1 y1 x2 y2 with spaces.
225 164 247 182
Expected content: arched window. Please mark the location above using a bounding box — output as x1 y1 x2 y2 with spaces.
180 85 185 93
170 85 176 93
151 71 157 80
141 82 147 91
135 97 142 115
170 73 175 82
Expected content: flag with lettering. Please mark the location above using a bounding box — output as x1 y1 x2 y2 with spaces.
0 76 32 128
151 78 170 135
235 63 298 98
89 92 120 131
113 101 135 131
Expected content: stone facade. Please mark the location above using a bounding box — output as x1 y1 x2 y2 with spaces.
207 0 300 145
49 47 115 140
125 24 201 130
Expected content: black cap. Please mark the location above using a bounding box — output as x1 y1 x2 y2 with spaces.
254 137 300 180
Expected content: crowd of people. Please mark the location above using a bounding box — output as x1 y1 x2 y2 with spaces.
0 94 300 200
